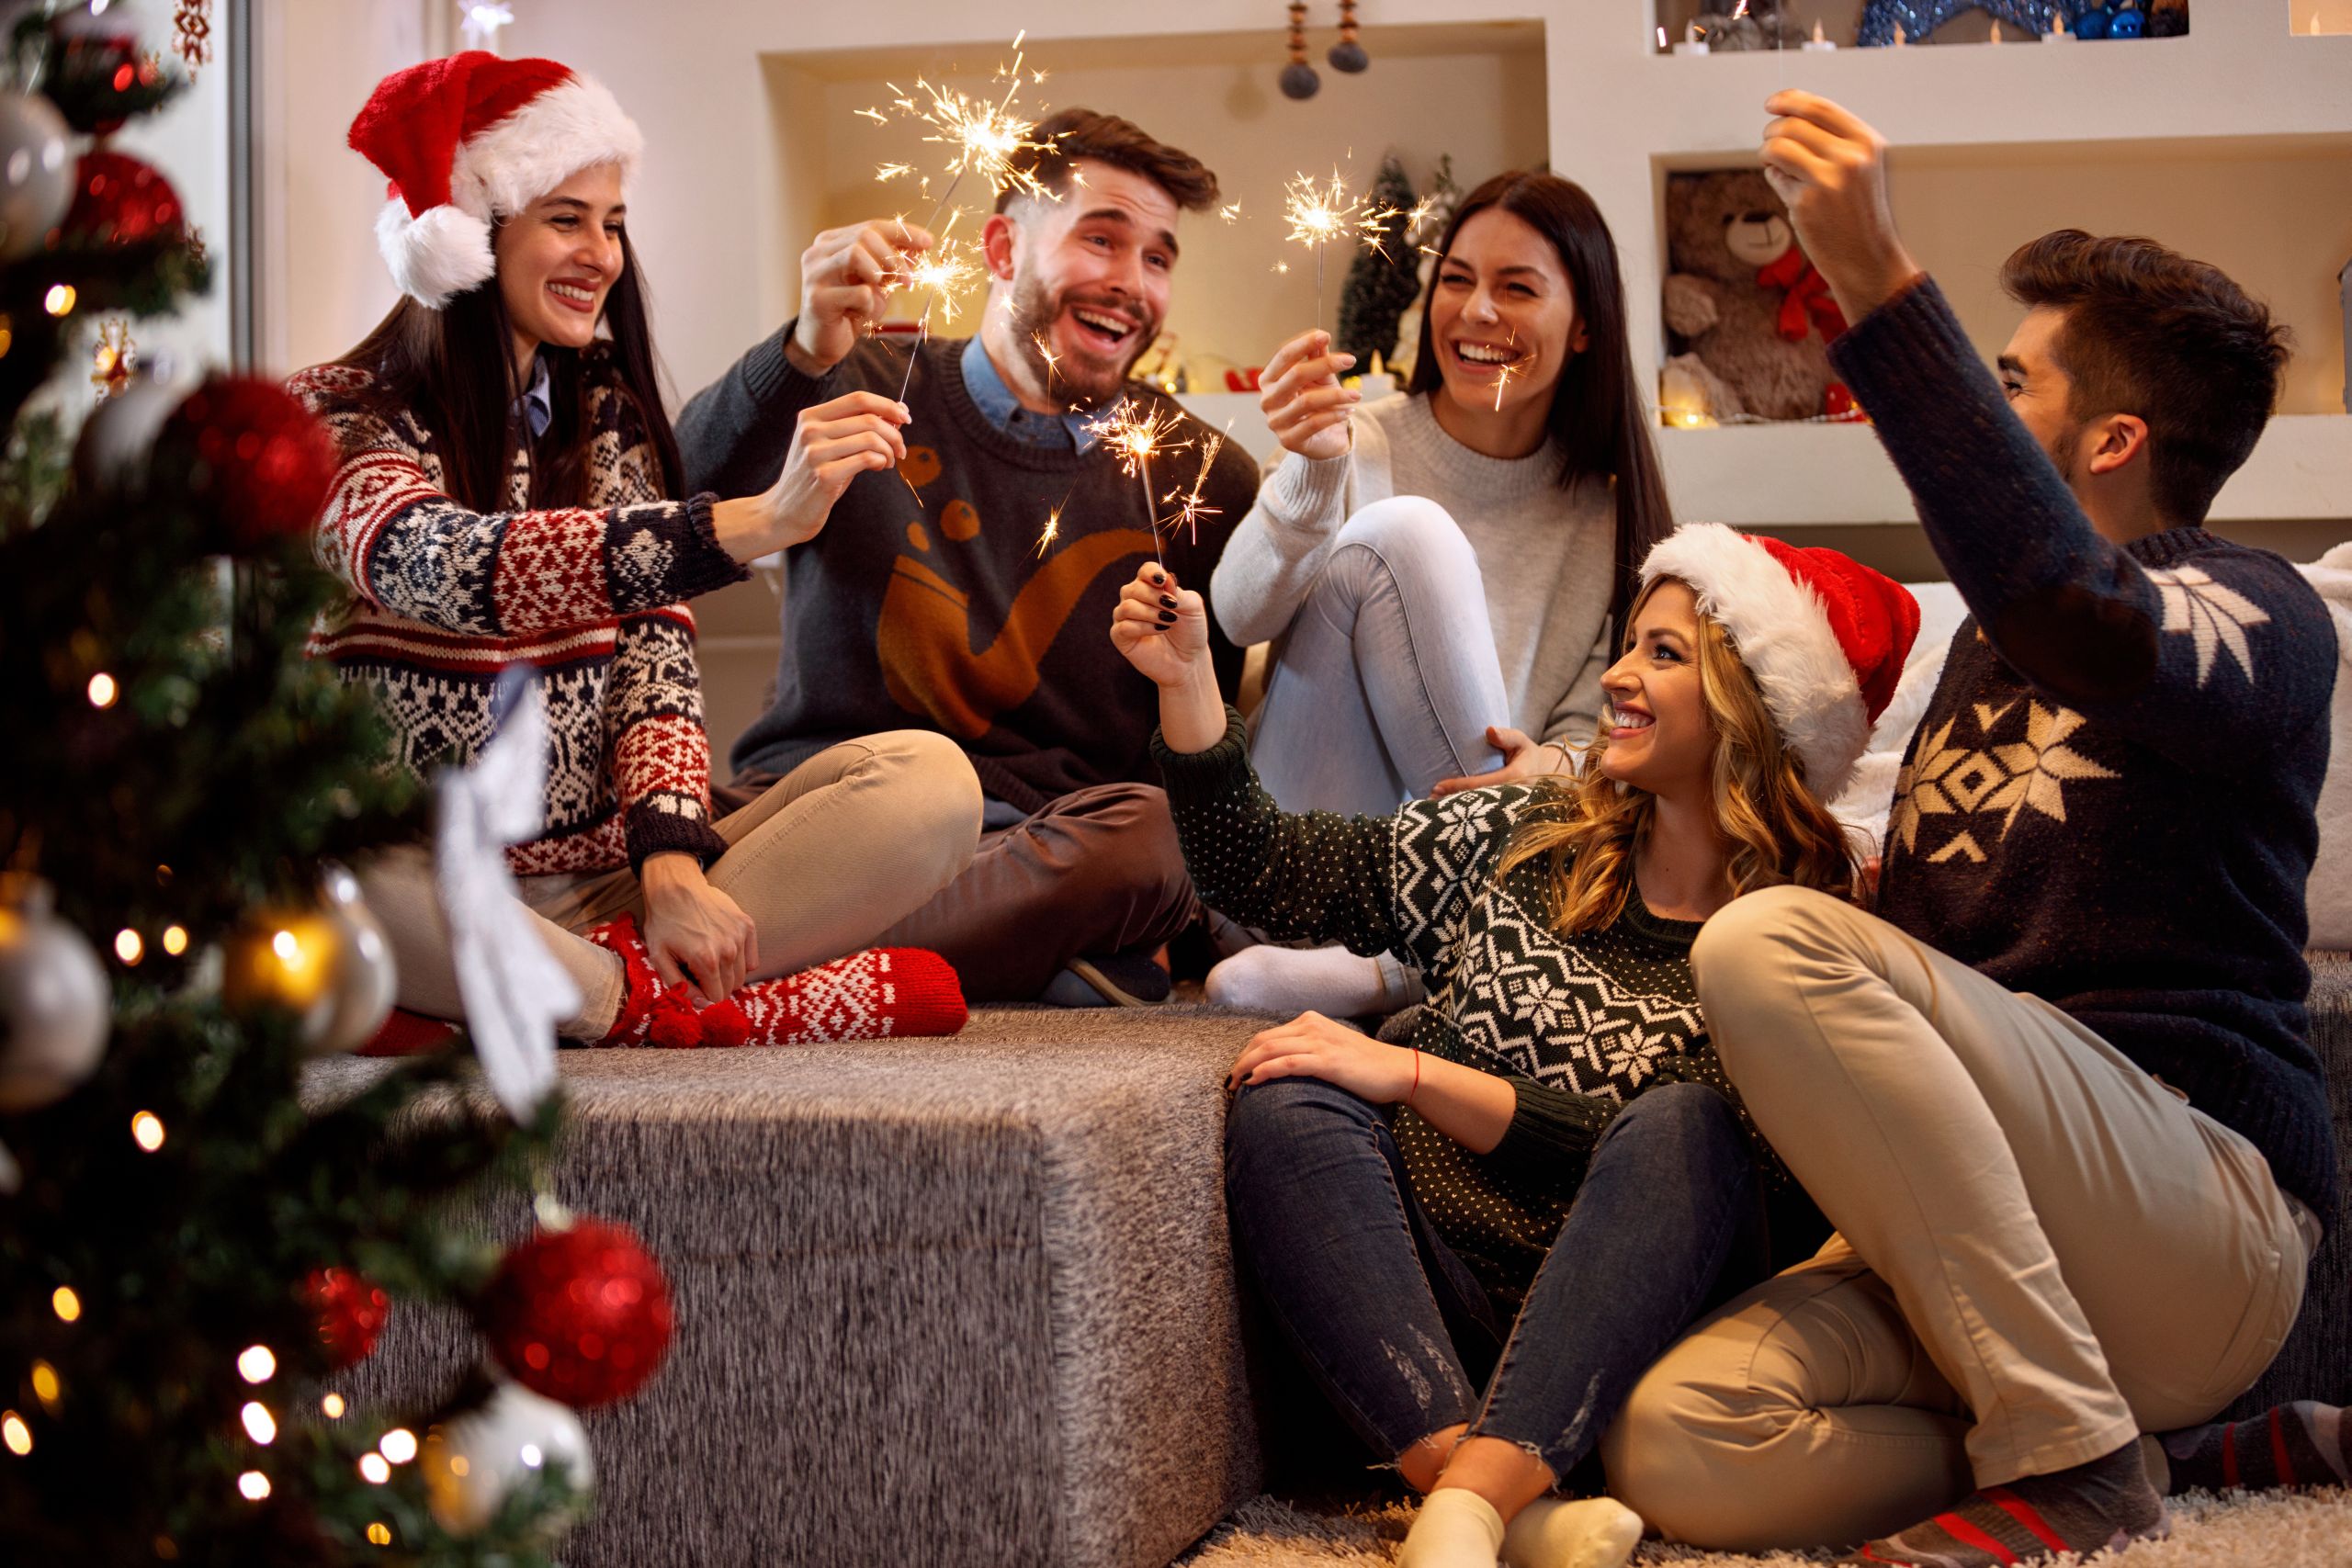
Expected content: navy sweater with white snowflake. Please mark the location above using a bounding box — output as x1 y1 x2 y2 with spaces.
1836 279 2337 1226
1155 713 1821 1301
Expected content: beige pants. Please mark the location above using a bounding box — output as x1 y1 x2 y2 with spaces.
362 730 981 1036
1601 886 2317 1551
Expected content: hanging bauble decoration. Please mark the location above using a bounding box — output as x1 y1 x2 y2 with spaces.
0 90 73 261
150 375 338 552
479 1218 675 1408
1328 0 1369 72
60 150 184 248
304 1266 391 1369
220 869 396 1055
0 877 110 1114
311 863 396 1055
424 1377 594 1537
71 372 176 493
1279 2 1319 99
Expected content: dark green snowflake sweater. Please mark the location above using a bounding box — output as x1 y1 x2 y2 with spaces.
1157 710 1806 1302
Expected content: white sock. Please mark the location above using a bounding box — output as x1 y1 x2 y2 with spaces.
1204 943 1424 1017
1499 1496 1644 1568
1400 1488 1506 1568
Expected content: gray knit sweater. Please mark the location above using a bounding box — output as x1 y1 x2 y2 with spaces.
1211 392 1616 744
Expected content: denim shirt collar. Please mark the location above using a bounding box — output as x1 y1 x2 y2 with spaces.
513 352 552 439
959 334 1101 453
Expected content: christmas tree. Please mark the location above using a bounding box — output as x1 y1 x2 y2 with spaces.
1334 153 1420 370
0 7 668 1562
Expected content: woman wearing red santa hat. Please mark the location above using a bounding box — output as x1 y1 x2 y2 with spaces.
290 52 981 1049
1113 525 1918 1568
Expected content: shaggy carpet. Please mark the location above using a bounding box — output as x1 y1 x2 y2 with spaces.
1173 1489 2352 1566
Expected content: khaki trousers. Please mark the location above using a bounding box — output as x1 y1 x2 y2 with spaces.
363 729 981 1036
1601 886 2317 1551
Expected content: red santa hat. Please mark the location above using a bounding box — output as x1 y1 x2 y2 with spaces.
1638 523 1920 797
347 51 642 309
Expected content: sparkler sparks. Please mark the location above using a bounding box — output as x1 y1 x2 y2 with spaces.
1490 328 1523 412
1281 168 1405 329
1085 398 1194 568
1165 423 1231 547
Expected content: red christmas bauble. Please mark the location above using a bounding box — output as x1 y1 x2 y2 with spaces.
305 1266 390 1369
479 1219 674 1408
60 150 182 247
153 375 338 548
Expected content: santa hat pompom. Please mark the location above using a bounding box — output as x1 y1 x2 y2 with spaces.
375 198 495 310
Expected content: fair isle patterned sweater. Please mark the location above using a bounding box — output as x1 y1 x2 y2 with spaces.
290 354 749 877
1158 711 1784 1302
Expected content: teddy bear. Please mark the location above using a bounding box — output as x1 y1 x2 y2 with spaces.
1661 169 1855 425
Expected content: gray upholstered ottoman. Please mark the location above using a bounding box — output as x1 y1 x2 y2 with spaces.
314 1008 1266 1568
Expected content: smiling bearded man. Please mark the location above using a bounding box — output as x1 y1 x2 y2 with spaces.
677 107 1257 1007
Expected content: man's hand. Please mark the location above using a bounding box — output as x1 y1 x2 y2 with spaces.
1758 92 1922 324
1259 328 1359 461
788 219 933 376
1432 726 1570 796
639 854 758 1002
1227 1010 1416 1103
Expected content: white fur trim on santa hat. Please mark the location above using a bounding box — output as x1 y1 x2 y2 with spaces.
450 73 642 224
376 197 495 310
1641 522 1872 796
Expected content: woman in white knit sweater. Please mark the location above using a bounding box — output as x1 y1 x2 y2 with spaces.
1209 171 1674 1016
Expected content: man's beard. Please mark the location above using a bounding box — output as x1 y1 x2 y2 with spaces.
1006 273 1155 409
2044 418 2083 489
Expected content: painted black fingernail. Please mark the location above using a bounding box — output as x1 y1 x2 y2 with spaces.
1159 594 1179 610
1149 570 1167 585
1157 610 1176 626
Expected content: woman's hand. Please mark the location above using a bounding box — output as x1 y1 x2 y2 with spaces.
711 390 910 562
1432 726 1570 795
639 853 758 1002
1227 1010 1418 1103
1259 328 1359 461
1111 563 1211 688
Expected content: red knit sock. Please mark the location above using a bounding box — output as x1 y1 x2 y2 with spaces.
709 947 967 1045
358 1008 460 1056
584 916 966 1046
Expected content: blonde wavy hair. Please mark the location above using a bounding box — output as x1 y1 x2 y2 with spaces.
1499 577 1861 935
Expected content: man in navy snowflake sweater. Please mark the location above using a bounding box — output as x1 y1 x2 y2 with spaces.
1602 95 2336 1567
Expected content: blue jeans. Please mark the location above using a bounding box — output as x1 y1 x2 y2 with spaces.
1225 1077 1765 1483
1248 497 1510 818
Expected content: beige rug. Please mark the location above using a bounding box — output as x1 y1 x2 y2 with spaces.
1175 1488 2352 1566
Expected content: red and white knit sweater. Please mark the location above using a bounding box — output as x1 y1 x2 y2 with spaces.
291 353 749 877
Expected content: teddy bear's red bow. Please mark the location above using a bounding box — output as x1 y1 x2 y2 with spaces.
1758 246 1849 345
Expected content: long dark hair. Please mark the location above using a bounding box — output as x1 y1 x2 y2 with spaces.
337 224 682 512
1408 171 1673 642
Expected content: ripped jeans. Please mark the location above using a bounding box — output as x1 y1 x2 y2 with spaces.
1224 1077 1764 1484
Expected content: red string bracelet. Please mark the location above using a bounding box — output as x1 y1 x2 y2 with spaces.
1407 1047 1421 1107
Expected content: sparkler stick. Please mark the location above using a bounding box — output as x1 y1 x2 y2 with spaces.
1085 397 1193 570
1281 167 1404 331
1492 327 1521 413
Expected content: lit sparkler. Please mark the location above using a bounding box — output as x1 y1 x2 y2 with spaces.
1164 423 1231 548
1085 398 1194 569
887 237 986 403
1282 167 1404 329
1491 327 1522 413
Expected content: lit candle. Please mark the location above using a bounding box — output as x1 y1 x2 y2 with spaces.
1676 20 1711 54
1892 21 1907 46
2045 11 2075 39
1803 17 1838 50
1989 19 2004 42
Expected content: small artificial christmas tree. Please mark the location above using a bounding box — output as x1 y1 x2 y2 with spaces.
0 6 668 1562
1334 153 1421 371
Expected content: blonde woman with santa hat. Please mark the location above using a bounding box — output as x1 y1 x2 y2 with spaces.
1111 526 1917 1568
291 52 981 1049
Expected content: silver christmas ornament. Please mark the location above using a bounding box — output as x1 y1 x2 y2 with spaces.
0 878 110 1113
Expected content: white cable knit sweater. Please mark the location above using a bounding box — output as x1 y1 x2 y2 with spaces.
1210 392 1617 746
